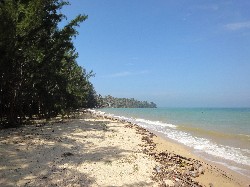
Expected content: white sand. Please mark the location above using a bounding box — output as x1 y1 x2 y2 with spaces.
0 113 248 187
0 114 159 187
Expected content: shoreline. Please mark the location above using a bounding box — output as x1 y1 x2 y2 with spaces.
90 109 249 186
149 128 250 184
152 131 249 186
0 111 249 186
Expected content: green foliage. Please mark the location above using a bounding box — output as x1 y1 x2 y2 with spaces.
98 95 157 108
0 0 98 127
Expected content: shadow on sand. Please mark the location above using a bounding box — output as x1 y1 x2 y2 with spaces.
0 114 152 186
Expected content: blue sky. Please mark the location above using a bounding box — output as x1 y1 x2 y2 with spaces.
62 0 250 107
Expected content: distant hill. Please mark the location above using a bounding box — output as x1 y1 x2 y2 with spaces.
97 95 157 108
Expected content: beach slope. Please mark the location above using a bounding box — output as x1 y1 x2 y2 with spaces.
0 112 248 186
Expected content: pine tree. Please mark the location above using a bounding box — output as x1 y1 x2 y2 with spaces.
0 0 97 127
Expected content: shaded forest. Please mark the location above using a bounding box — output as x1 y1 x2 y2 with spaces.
0 0 157 128
0 0 98 127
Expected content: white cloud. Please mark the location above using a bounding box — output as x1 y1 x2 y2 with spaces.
109 71 131 77
137 70 149 74
106 70 149 78
130 57 139 60
126 62 135 66
224 21 250 31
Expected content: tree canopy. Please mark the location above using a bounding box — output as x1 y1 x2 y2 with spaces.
0 0 98 127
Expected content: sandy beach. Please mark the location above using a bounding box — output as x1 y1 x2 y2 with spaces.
0 111 249 187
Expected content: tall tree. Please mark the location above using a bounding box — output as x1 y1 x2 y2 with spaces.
0 0 97 127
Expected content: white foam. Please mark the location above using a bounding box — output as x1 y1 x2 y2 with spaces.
158 128 250 166
94 109 250 167
135 118 177 128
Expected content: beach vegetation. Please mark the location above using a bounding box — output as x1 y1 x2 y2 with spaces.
0 0 98 127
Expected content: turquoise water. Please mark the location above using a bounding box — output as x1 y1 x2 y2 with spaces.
97 108 250 177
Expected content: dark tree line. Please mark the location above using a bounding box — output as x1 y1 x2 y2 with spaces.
0 0 98 127
98 95 157 108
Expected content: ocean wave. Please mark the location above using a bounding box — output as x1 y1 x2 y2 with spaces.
154 127 250 166
153 126 250 166
93 109 250 167
135 118 177 128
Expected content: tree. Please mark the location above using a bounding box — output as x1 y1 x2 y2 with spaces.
0 0 97 127
98 95 157 108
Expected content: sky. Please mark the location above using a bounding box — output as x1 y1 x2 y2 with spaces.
61 0 250 107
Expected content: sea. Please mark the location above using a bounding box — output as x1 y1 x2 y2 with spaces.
97 107 250 178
